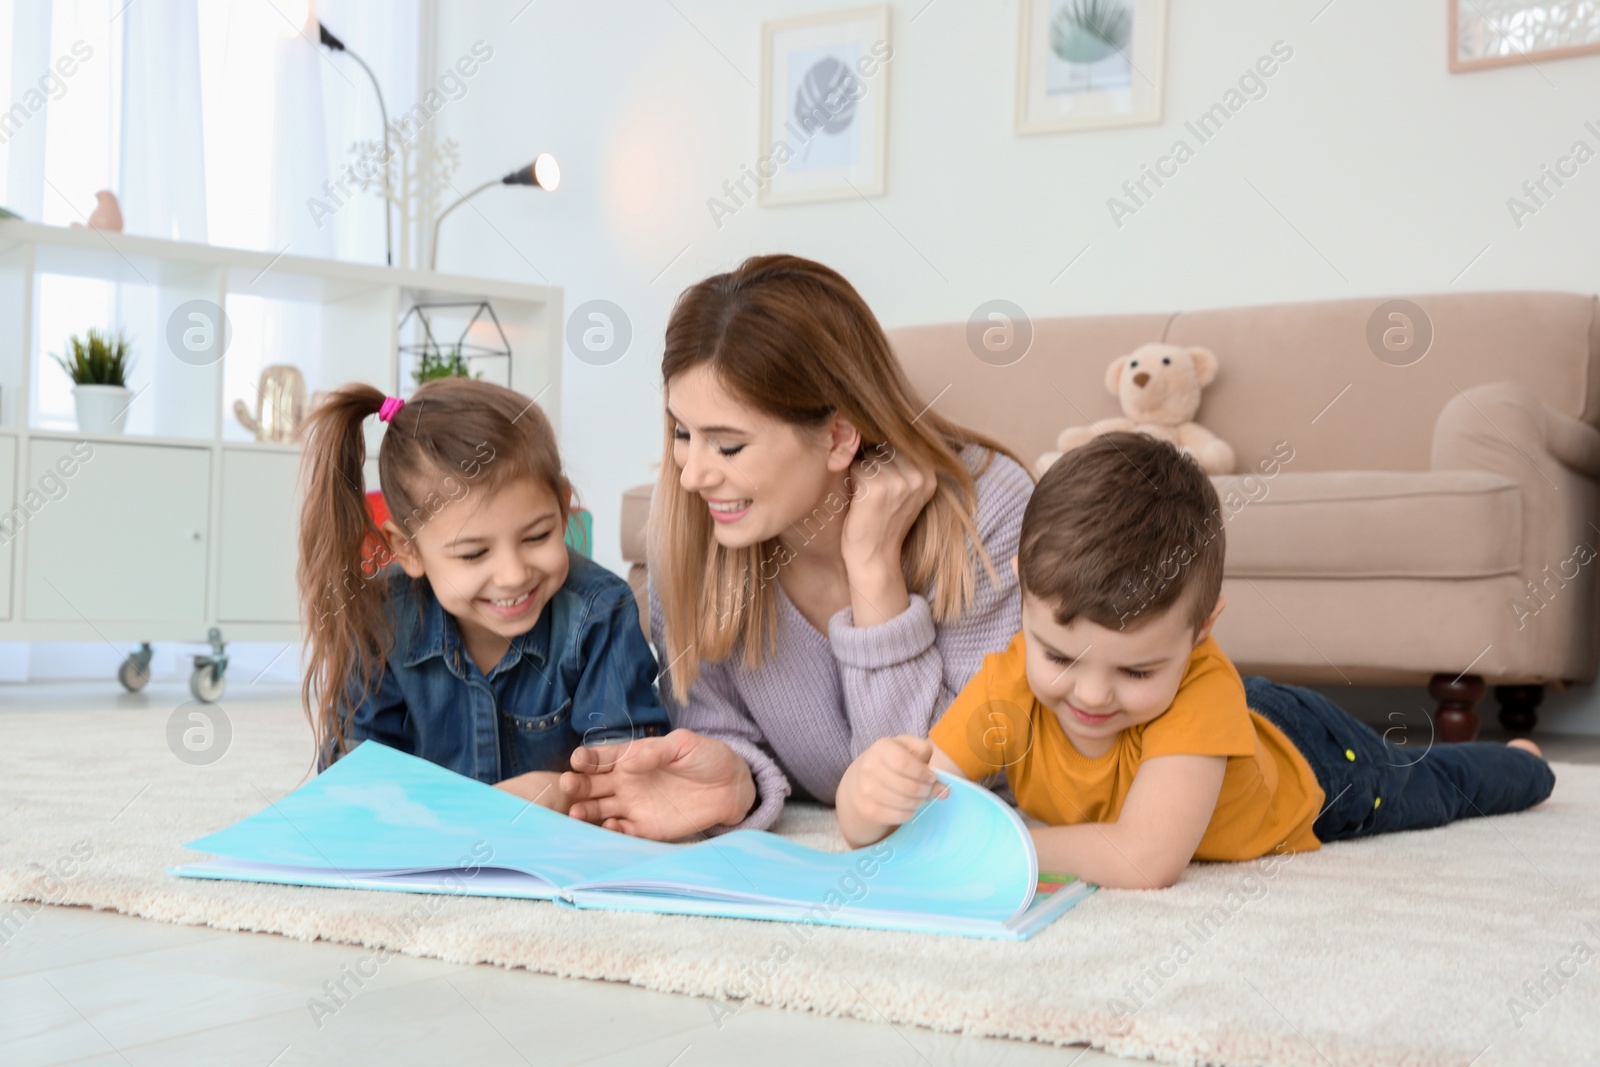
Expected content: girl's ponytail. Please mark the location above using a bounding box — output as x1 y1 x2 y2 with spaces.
297 383 390 767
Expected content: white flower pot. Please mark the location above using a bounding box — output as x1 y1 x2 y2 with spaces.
73 384 132 435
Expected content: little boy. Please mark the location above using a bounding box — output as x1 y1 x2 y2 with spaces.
835 432 1555 888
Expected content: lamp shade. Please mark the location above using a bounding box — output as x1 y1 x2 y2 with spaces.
505 153 560 192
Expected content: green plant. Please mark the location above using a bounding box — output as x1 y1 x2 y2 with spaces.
52 327 134 386
1051 0 1133 64
412 345 480 385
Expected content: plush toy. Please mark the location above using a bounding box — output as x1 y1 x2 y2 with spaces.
1038 343 1235 476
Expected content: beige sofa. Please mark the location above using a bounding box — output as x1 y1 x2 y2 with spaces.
621 291 1600 740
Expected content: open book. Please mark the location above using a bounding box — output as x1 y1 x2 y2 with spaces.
169 740 1093 940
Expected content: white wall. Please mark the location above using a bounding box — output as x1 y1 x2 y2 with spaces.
428 0 1600 733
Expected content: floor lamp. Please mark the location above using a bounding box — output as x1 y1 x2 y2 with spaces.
317 22 394 267
431 155 561 272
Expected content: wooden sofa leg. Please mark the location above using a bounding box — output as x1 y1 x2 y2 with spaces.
1428 674 1484 743
1494 684 1543 734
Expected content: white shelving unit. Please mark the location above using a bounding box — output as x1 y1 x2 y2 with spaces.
0 219 561 696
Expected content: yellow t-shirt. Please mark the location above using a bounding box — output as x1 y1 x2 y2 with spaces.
928 631 1326 860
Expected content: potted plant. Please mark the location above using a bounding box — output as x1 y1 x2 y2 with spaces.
53 328 134 435
412 344 480 385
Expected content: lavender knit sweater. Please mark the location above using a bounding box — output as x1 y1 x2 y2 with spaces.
648 445 1034 832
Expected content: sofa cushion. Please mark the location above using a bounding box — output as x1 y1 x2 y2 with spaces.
887 292 1599 478
889 311 1176 471
1216 470 1521 579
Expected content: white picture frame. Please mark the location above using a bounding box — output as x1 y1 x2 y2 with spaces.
758 5 891 206
1015 0 1167 135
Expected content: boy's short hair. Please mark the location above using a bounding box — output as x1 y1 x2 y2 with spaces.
1018 432 1225 634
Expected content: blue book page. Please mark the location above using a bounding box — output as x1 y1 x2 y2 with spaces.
173 744 1066 935
178 741 670 887
575 772 1037 926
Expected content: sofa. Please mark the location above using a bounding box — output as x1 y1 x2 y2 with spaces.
621 291 1600 741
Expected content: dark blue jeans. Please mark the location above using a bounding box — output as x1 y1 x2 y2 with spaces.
1243 677 1556 843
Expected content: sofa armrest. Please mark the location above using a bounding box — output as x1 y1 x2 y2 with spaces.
620 483 653 565
1432 381 1600 683
1432 382 1600 483
620 483 654 640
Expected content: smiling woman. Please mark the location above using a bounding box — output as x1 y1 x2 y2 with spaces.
559 254 1037 840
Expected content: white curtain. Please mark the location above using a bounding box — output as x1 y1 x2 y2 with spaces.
3 0 417 267
1 0 52 222
0 0 418 684
119 0 208 242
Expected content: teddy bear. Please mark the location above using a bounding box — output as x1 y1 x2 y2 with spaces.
1037 343 1235 476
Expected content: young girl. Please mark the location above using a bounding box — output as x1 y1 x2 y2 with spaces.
297 377 670 811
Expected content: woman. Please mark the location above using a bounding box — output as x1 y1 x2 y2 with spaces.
562 254 1035 838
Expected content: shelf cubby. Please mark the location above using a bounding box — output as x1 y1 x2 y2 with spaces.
0 218 562 652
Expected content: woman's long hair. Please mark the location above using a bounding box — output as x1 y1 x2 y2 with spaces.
653 254 1030 701
296 377 570 766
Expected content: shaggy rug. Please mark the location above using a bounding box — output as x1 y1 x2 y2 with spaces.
2 700 1597 1067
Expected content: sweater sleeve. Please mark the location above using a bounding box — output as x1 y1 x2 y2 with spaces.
826 448 1032 758
648 581 792 833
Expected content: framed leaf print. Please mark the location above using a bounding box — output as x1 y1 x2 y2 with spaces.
1016 0 1167 134
758 6 892 205
1450 0 1600 72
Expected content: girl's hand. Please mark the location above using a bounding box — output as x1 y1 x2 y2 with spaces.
493 770 573 814
561 729 757 840
835 735 948 848
839 448 938 626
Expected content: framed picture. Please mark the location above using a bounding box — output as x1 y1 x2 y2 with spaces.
1449 0 1600 72
1015 0 1167 135
758 5 891 205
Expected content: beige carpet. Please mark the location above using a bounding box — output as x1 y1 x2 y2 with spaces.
3 700 1598 1067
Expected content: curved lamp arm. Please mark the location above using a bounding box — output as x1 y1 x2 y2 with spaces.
318 23 393 267
429 179 499 272
429 155 559 272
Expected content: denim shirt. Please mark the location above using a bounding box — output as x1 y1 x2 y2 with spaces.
321 550 670 784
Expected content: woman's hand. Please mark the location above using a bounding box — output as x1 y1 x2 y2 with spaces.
835 735 948 848
839 447 939 627
493 771 573 814
561 729 757 840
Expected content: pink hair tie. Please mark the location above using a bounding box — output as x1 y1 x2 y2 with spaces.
377 396 406 423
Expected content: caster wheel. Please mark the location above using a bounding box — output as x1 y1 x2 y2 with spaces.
118 656 151 692
190 663 226 703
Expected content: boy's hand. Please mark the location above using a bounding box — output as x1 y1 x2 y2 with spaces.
493 770 573 814
836 735 950 848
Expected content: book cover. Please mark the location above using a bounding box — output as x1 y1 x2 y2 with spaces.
169 740 1093 940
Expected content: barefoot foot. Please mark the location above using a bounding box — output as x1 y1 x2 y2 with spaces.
1507 737 1543 758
